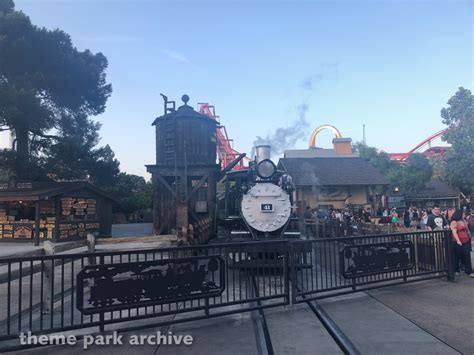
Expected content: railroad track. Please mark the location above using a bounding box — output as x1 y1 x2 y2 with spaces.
250 274 360 355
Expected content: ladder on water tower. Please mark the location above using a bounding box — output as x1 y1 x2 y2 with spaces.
164 118 176 166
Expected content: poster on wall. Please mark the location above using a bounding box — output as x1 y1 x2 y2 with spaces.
318 187 349 201
14 226 33 239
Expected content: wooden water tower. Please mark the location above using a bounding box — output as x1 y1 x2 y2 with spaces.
146 94 219 240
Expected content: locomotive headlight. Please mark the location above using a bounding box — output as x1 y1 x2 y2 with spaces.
256 159 276 179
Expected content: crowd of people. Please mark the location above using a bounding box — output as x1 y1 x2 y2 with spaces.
403 205 473 278
303 204 474 278
398 206 473 231
302 206 376 237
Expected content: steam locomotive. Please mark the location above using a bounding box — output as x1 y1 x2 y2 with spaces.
216 145 308 269
218 145 300 240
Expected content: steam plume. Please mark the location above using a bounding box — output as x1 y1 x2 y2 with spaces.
252 103 310 159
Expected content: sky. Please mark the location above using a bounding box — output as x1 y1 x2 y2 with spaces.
1 0 472 178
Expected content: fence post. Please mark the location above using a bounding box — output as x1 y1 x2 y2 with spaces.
445 230 455 282
351 277 357 292
182 226 188 244
188 224 194 244
99 255 105 332
43 241 55 314
315 217 320 239
205 297 210 316
288 242 297 306
87 233 96 265
413 233 419 272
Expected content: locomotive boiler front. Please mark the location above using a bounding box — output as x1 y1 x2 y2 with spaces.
241 183 291 232
238 144 294 234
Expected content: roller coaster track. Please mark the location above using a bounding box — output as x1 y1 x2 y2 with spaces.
198 103 250 170
388 128 449 161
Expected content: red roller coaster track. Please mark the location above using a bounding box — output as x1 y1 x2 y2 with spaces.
198 103 249 170
388 128 449 161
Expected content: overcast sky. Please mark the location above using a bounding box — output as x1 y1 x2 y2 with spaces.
1 0 472 178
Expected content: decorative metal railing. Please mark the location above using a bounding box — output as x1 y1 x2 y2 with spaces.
0 230 453 351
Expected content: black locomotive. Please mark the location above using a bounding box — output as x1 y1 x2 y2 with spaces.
215 145 311 270
218 145 299 240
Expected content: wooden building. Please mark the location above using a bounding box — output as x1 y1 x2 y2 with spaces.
146 95 219 239
0 181 115 245
404 179 461 210
279 138 389 214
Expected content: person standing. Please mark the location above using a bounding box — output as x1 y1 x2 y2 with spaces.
426 205 448 231
334 210 343 236
410 208 419 229
447 207 456 223
391 210 400 225
420 209 428 229
450 210 474 277
403 209 411 228
466 210 474 236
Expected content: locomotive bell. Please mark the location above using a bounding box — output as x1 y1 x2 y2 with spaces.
255 145 271 164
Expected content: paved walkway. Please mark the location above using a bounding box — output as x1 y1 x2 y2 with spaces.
368 275 474 355
0 224 158 259
0 243 43 258
319 292 459 355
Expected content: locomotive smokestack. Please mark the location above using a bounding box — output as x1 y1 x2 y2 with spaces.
255 145 271 163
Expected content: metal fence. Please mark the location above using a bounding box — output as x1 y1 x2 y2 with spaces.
290 230 452 302
0 230 453 349
0 240 289 344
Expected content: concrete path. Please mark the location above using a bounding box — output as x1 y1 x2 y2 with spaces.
319 292 460 355
264 304 342 354
368 276 474 355
157 312 259 355
0 243 43 258
0 224 156 259
10 310 267 355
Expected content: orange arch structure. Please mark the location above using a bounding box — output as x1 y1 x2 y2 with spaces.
309 124 342 148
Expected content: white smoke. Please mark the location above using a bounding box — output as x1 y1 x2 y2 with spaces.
252 103 310 159
251 65 340 160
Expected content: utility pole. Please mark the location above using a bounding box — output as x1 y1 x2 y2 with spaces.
362 124 366 157
363 124 366 145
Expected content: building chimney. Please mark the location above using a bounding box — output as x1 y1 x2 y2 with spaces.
333 138 352 155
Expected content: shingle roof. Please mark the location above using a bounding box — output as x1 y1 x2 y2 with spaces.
0 182 117 202
405 180 460 199
278 157 389 186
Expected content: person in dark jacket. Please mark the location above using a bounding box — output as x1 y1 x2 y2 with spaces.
403 210 411 228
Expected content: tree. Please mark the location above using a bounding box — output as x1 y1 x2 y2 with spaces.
397 153 432 193
0 0 113 180
354 143 432 193
40 112 120 187
440 87 474 193
108 173 153 219
354 142 395 174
